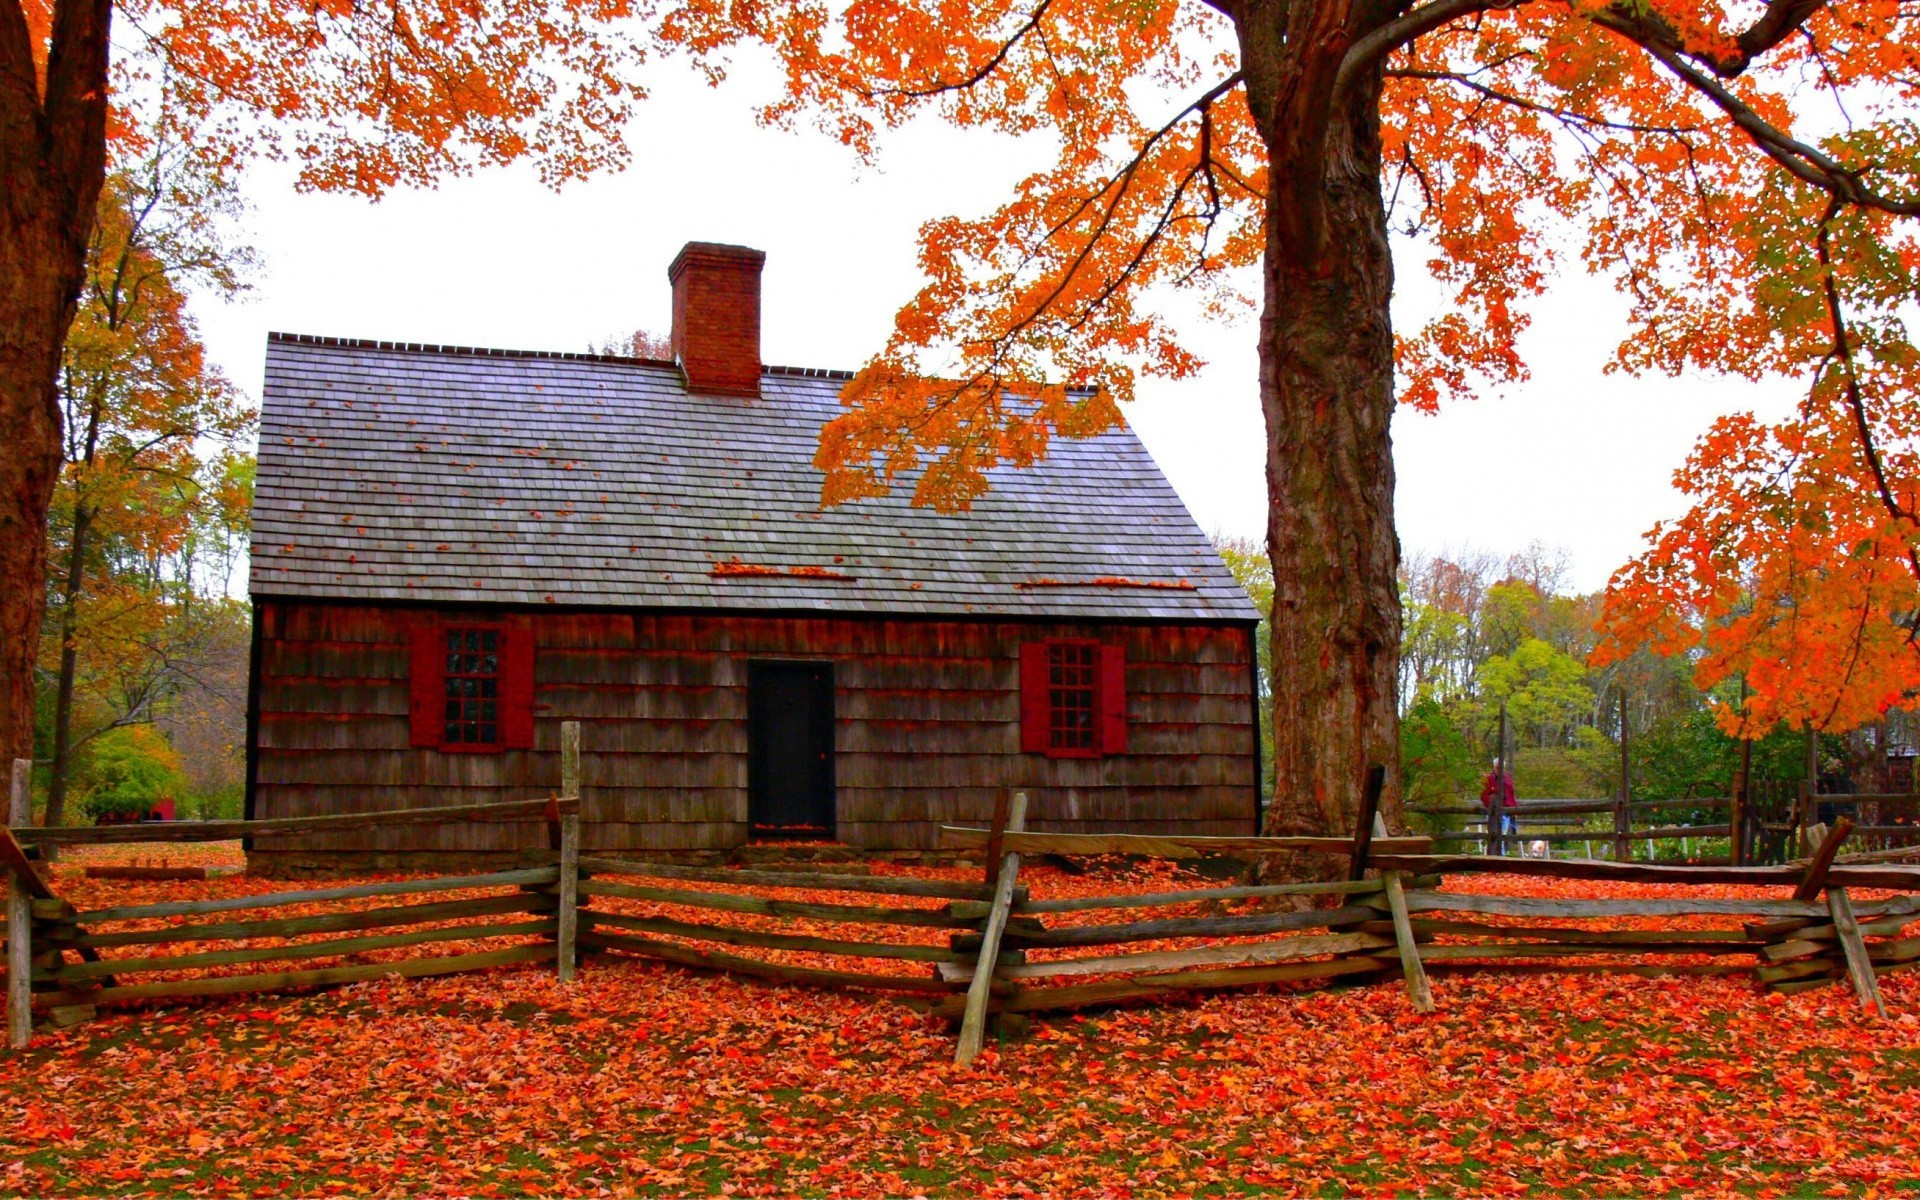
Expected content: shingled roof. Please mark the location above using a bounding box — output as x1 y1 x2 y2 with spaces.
250 333 1259 622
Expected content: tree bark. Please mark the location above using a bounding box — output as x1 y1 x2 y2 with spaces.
1239 1 1403 848
0 0 114 769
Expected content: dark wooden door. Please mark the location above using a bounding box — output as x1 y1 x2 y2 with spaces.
747 661 835 838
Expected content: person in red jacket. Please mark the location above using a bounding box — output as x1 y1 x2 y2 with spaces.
1480 758 1518 852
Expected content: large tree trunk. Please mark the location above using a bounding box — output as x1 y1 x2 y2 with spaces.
0 0 114 771
0 211 73 772
1239 3 1403 844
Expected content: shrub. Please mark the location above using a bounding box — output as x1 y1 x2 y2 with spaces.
80 726 188 821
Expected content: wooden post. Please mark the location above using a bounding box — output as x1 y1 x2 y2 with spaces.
957 791 1026 1067
556 814 580 983
1348 766 1385 881
8 760 32 1049
1614 689 1630 863
1794 816 1852 902
1826 887 1888 1019
1374 814 1433 1013
561 720 581 803
983 788 1013 888
1801 727 1819 834
1731 736 1753 866
1491 700 1509 858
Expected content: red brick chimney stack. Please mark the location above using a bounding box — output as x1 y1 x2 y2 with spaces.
668 242 765 398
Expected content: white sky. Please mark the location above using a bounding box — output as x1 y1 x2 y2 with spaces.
193 58 1804 596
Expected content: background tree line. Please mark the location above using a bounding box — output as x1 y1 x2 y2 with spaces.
1219 538 1897 809
28 123 257 828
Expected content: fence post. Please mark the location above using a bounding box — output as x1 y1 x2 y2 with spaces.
1491 700 1509 858
1373 813 1434 1013
556 721 581 983
1731 737 1752 866
557 815 580 983
1826 887 1887 1019
957 791 1026 1067
1614 690 1631 862
8 759 32 1048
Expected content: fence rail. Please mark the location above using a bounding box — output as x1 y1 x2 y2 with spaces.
8 742 1920 1054
1410 789 1920 866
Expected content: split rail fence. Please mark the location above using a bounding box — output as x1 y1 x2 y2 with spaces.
7 737 1920 1062
1411 787 1920 865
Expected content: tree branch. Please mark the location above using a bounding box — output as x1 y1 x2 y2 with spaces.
865 0 1055 98
1335 0 1517 101
1387 68 1702 136
1631 40 1920 216
1737 0 1830 63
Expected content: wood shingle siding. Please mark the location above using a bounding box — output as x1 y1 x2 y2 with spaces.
251 603 1257 859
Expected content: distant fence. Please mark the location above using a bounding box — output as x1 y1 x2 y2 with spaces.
1409 786 1920 866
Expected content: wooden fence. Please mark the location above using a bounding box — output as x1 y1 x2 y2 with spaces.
1411 788 1920 865
8 738 1920 1060
1 727 596 1048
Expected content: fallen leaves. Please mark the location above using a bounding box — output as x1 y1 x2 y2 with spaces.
4 860 1919 1195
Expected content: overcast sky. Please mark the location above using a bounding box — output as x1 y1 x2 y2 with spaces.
192 57 1802 596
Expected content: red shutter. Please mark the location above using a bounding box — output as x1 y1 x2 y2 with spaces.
1098 643 1128 756
408 618 442 748
499 625 537 749
1019 642 1049 753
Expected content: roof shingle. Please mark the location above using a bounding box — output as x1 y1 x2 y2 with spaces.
249 334 1259 622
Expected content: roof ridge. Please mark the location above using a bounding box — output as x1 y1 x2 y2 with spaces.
267 331 678 369
267 331 858 382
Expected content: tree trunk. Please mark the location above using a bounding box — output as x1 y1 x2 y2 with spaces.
0 212 73 770
0 0 114 769
1240 9 1402 847
46 502 91 831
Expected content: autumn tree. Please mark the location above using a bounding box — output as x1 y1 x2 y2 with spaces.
40 132 254 829
10 0 1920 849
729 0 1920 839
1 0 658 765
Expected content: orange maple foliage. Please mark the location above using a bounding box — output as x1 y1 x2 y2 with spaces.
1015 576 1197 590
4 860 1918 1195
711 559 858 581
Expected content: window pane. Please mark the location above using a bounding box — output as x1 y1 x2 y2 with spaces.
439 626 505 746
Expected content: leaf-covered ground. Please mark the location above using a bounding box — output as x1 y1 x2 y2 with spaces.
4 850 1919 1197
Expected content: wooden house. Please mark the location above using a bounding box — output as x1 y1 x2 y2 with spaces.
246 242 1261 873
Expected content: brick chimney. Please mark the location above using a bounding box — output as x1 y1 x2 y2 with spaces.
669 242 765 398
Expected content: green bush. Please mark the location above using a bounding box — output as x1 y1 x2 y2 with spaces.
80 726 188 821
1401 693 1478 808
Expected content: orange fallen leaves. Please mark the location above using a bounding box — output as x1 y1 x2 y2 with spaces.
2 861 1917 1196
